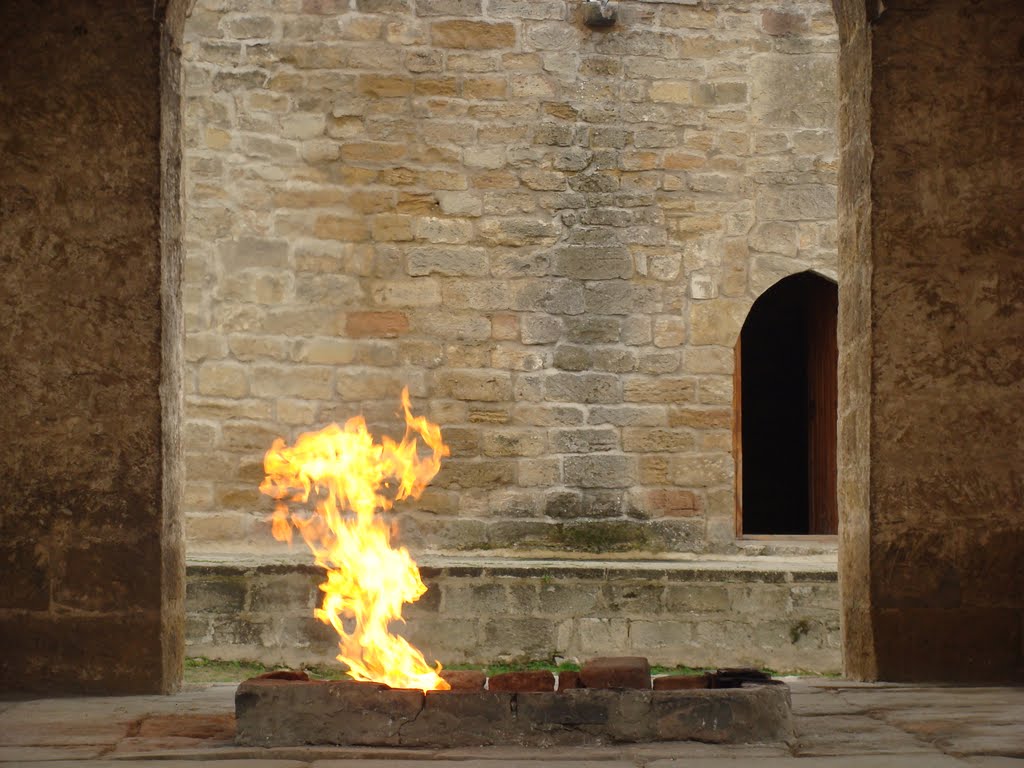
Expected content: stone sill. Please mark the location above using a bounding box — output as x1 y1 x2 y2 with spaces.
187 549 838 582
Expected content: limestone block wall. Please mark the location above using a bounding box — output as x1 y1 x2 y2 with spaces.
182 0 838 556
187 556 841 672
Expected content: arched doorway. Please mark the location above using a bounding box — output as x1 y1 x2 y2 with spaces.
735 272 838 537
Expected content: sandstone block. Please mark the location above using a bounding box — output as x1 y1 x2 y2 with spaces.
688 298 749 346
431 20 515 50
623 427 695 453
631 488 701 519
751 53 836 128
219 237 289 270
434 370 512 402
761 9 808 37
623 377 696 404
197 362 248 398
552 246 630 280
546 371 620 404
563 454 635 488
481 428 547 457
250 365 333 399
416 0 482 16
436 458 515 488
345 311 409 338
755 184 837 221
649 80 694 104
551 427 619 453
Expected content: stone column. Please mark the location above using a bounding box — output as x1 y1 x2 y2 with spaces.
0 0 185 693
836 0 1024 682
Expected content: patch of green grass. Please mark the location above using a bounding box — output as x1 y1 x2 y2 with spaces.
650 664 712 676
184 657 272 683
183 657 351 683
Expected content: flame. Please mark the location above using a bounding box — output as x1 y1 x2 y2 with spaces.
259 387 451 691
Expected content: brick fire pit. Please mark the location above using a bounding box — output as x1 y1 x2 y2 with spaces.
235 658 793 747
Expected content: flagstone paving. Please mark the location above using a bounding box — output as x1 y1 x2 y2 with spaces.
0 679 1020 766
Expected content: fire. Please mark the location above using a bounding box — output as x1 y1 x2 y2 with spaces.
259 387 451 691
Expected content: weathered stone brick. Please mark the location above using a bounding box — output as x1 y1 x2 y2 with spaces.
520 314 562 345
346 311 409 338
517 457 561 487
688 298 748 346
563 455 635 488
436 458 516 488
669 453 732 487
623 377 696 404
197 362 249 398
551 427 620 454
313 215 370 242
565 316 621 343
553 344 590 372
630 488 702 518
667 407 732 430
431 20 515 50
653 315 687 348
434 370 512 402
761 9 808 36
546 372 620 404
622 428 696 453
481 429 547 457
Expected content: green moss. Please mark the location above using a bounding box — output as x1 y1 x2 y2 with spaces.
183 657 351 683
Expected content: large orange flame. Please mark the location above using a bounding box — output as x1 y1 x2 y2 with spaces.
259 387 451 691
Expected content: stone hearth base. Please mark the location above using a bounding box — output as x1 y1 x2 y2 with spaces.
234 677 793 747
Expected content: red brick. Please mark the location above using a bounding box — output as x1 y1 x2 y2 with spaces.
580 656 651 690
441 669 486 691
653 673 709 690
487 670 555 692
345 311 409 338
557 670 583 690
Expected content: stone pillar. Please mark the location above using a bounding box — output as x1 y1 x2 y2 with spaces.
836 0 1024 682
0 0 185 693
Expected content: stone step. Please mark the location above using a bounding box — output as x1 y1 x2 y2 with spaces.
185 553 840 674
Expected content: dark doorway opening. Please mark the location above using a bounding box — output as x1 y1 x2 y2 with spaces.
735 272 838 536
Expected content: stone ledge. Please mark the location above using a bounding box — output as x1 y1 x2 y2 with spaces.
185 552 841 673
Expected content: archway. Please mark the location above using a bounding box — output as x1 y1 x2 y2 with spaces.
735 272 838 537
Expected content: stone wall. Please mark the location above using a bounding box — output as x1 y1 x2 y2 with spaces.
181 0 838 556
187 555 841 672
0 0 185 693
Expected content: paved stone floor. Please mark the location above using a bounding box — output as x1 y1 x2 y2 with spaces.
0 679 1020 767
